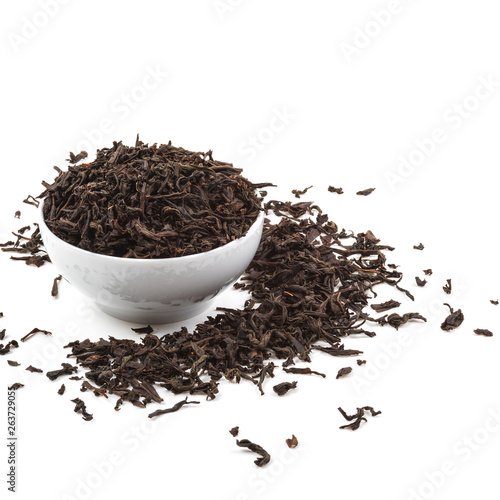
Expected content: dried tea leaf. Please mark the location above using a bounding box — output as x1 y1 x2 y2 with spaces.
283 367 326 378
356 188 375 196
8 383 24 391
336 367 352 379
21 328 52 342
46 363 78 381
52 275 62 297
273 381 297 396
71 398 93 421
131 325 154 334
371 300 401 313
490 300 498 306
7 360 20 367
148 397 199 419
328 186 343 194
413 243 424 250
26 365 43 373
236 439 271 467
14 211 21 219
440 304 464 331
443 279 452 295
229 426 239 437
378 312 427 330
0 340 19 356
338 406 381 430
474 329 493 337
357 359 367 366
286 435 298 448
292 186 313 198
415 277 427 287
423 269 433 276
58 384 66 395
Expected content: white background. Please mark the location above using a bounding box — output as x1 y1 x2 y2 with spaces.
1 1 500 499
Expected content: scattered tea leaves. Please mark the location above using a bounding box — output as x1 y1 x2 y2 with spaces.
0 340 19 356
328 186 343 194
229 426 239 437
490 300 498 305
14 211 21 219
338 406 381 431
7 360 20 367
423 269 433 276
413 243 424 251
443 279 452 295
378 313 427 330
26 365 43 373
58 384 66 395
8 383 24 390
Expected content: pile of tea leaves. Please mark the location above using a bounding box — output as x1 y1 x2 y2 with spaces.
40 137 271 258
63 200 422 411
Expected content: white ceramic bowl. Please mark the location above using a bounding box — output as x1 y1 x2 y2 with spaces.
38 201 264 324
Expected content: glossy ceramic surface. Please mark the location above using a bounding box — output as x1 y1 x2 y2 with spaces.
39 202 264 324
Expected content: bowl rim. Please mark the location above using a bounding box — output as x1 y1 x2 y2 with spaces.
38 198 264 264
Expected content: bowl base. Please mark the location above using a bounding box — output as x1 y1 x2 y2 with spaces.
96 301 214 325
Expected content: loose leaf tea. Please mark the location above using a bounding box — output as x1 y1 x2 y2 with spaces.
148 397 200 419
414 243 424 251
273 381 298 396
336 367 352 379
1 224 50 267
58 384 66 395
338 406 381 430
423 269 433 276
357 359 367 366
0 329 6 341
441 304 464 331
52 275 62 297
0 340 18 356
21 328 52 342
229 426 239 437
40 139 271 259
236 439 271 467
26 365 43 373
292 186 313 198
23 195 39 208
474 329 493 337
131 325 154 334
328 186 343 194
14 211 21 218
443 279 452 295
286 435 298 448
67 150 88 164
377 312 427 330
371 300 401 313
283 367 326 378
7 360 20 367
415 277 427 287
356 188 375 196
71 398 93 421
8 383 24 390
46 362 78 381
491 300 499 305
